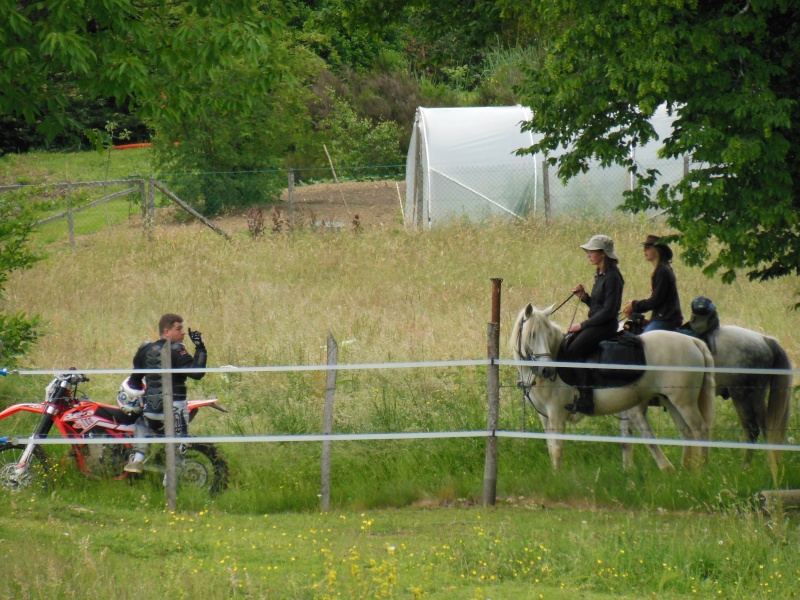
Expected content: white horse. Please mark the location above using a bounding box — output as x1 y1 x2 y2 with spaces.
511 303 716 471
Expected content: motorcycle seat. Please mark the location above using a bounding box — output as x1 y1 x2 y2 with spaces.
94 404 140 425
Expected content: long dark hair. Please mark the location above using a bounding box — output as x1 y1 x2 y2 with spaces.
654 245 673 265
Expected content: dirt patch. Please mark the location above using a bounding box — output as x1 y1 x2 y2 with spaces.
139 180 408 235
277 180 406 229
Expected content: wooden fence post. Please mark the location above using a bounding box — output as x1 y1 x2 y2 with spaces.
413 121 424 228
321 332 338 513
139 178 147 232
288 169 295 229
483 278 502 506
67 181 75 251
542 160 551 225
147 176 155 241
162 342 176 511
153 181 233 241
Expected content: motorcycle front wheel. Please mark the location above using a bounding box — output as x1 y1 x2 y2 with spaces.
150 442 229 496
0 443 50 492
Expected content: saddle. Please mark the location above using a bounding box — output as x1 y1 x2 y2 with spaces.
557 331 646 389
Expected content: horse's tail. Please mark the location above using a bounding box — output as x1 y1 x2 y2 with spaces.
764 336 792 448
691 337 716 436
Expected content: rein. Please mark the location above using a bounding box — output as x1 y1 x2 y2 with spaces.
551 291 581 334
549 292 576 316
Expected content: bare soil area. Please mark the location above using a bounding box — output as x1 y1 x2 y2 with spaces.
206 180 407 235
273 180 406 230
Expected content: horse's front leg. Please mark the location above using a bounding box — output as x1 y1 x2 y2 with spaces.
621 403 676 472
542 410 567 470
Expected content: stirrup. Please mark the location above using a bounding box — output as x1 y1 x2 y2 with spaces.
565 389 594 415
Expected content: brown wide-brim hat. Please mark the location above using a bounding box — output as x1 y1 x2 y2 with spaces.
638 234 673 261
580 234 618 260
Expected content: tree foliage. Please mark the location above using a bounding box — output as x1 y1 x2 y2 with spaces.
516 0 800 283
0 197 41 366
0 0 283 146
152 42 325 214
320 91 405 169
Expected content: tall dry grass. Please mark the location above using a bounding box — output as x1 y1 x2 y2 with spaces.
11 213 800 370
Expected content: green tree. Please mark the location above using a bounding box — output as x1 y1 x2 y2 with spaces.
152 43 326 214
1 0 283 146
0 197 41 367
515 1 800 283
320 92 405 169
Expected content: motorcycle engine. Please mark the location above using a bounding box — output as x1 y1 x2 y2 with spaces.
76 437 129 478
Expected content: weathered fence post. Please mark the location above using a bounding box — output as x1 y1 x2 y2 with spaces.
139 178 147 231
67 181 75 251
162 341 176 511
321 332 338 513
288 169 295 229
413 121 424 228
153 181 233 241
483 278 503 506
147 176 155 241
542 160 551 225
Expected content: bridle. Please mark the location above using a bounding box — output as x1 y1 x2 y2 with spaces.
514 295 578 414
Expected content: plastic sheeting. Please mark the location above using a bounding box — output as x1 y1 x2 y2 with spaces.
405 105 683 228
405 106 539 228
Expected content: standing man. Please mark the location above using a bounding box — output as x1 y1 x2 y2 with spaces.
124 313 207 473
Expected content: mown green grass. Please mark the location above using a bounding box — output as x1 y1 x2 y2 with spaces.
0 147 152 184
1 491 798 599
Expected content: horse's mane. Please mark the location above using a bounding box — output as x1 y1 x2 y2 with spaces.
510 303 564 357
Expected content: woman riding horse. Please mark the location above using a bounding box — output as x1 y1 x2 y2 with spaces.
622 234 683 332
563 234 624 415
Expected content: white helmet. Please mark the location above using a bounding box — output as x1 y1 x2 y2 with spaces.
117 378 145 415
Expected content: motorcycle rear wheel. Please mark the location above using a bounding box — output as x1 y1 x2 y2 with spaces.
0 443 50 492
151 443 229 496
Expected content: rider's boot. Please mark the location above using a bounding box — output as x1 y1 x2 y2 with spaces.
124 452 144 474
565 386 594 415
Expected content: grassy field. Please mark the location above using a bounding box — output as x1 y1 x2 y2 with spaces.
2 149 800 598
1 491 799 599
0 147 152 183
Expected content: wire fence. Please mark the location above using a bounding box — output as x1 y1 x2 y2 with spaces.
2 354 798 510
3 359 798 445
0 157 690 243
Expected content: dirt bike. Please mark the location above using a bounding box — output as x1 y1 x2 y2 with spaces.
0 371 229 495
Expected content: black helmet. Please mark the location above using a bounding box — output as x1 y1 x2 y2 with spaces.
691 296 716 316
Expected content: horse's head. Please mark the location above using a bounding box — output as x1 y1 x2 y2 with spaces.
510 302 563 383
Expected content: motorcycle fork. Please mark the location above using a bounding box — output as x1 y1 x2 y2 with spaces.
15 408 56 473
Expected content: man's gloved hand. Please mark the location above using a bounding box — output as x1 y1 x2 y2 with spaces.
188 328 205 349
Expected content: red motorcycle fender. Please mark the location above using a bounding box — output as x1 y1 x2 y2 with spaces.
0 403 46 421
187 398 226 422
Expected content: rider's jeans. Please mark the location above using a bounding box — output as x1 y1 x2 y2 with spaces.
643 320 677 333
134 400 190 453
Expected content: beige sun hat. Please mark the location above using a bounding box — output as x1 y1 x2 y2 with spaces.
580 234 618 260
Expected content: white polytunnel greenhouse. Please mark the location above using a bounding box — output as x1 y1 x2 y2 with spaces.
404 105 684 228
